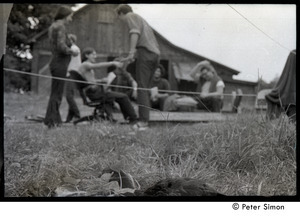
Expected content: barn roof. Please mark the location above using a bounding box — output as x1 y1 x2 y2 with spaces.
152 29 240 75
30 4 241 76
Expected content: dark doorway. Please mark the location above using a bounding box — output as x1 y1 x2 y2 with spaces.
159 59 169 79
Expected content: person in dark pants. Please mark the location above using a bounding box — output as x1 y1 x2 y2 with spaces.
44 6 79 128
78 47 138 123
190 60 225 112
65 34 81 123
115 4 160 131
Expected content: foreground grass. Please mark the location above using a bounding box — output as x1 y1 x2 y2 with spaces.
4 112 296 197
3 92 297 197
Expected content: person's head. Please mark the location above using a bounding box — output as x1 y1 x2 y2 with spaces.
153 64 165 80
81 47 96 62
54 6 73 23
115 4 133 19
200 65 215 81
68 34 77 44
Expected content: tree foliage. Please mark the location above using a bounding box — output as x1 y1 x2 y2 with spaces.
258 76 279 91
7 4 74 57
4 4 74 92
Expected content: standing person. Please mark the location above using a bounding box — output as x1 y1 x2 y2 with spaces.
115 4 160 131
78 47 138 124
65 34 81 123
44 6 79 128
190 60 225 112
149 64 170 111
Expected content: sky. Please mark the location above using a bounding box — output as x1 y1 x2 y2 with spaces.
74 4 296 83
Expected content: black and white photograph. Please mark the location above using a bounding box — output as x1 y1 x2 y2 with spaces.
1 2 297 205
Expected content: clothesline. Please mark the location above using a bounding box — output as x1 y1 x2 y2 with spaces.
4 67 259 97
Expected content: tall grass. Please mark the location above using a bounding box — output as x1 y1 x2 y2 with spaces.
4 111 296 197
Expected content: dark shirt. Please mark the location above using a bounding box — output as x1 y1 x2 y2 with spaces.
111 71 135 94
150 78 170 93
48 20 72 57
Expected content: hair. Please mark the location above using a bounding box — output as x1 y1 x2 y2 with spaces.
115 4 133 15
68 34 77 43
54 6 73 21
200 66 209 72
81 47 95 62
200 62 217 76
157 64 166 77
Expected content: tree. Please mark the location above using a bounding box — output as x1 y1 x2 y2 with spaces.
4 4 74 92
257 76 279 92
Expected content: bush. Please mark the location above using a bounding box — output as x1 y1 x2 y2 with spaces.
3 53 31 92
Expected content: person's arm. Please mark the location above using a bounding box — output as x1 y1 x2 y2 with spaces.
131 79 138 100
189 60 211 82
55 25 77 56
189 63 202 81
121 33 139 63
120 14 140 63
85 61 123 70
200 81 224 98
201 86 224 98
157 80 170 98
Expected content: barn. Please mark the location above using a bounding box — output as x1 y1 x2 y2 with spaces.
30 4 258 111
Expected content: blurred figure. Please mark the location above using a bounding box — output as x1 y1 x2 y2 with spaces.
44 6 79 128
109 57 138 101
116 4 160 131
265 50 296 123
1 2 13 197
65 34 81 123
149 64 170 111
190 60 225 112
0 3 13 59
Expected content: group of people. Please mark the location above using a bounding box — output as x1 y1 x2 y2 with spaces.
44 4 225 131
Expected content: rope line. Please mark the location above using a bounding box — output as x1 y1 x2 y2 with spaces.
227 4 295 55
3 67 258 97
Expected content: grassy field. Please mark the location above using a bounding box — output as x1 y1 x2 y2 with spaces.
3 92 297 197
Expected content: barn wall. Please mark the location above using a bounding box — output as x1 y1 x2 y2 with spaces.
67 4 130 56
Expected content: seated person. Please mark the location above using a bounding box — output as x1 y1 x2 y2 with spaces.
189 60 225 112
108 57 138 101
149 64 171 111
78 47 138 124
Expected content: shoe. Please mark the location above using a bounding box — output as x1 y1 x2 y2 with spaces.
132 121 149 131
65 117 80 124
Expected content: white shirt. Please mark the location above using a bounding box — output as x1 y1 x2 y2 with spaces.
67 44 81 76
201 80 225 93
